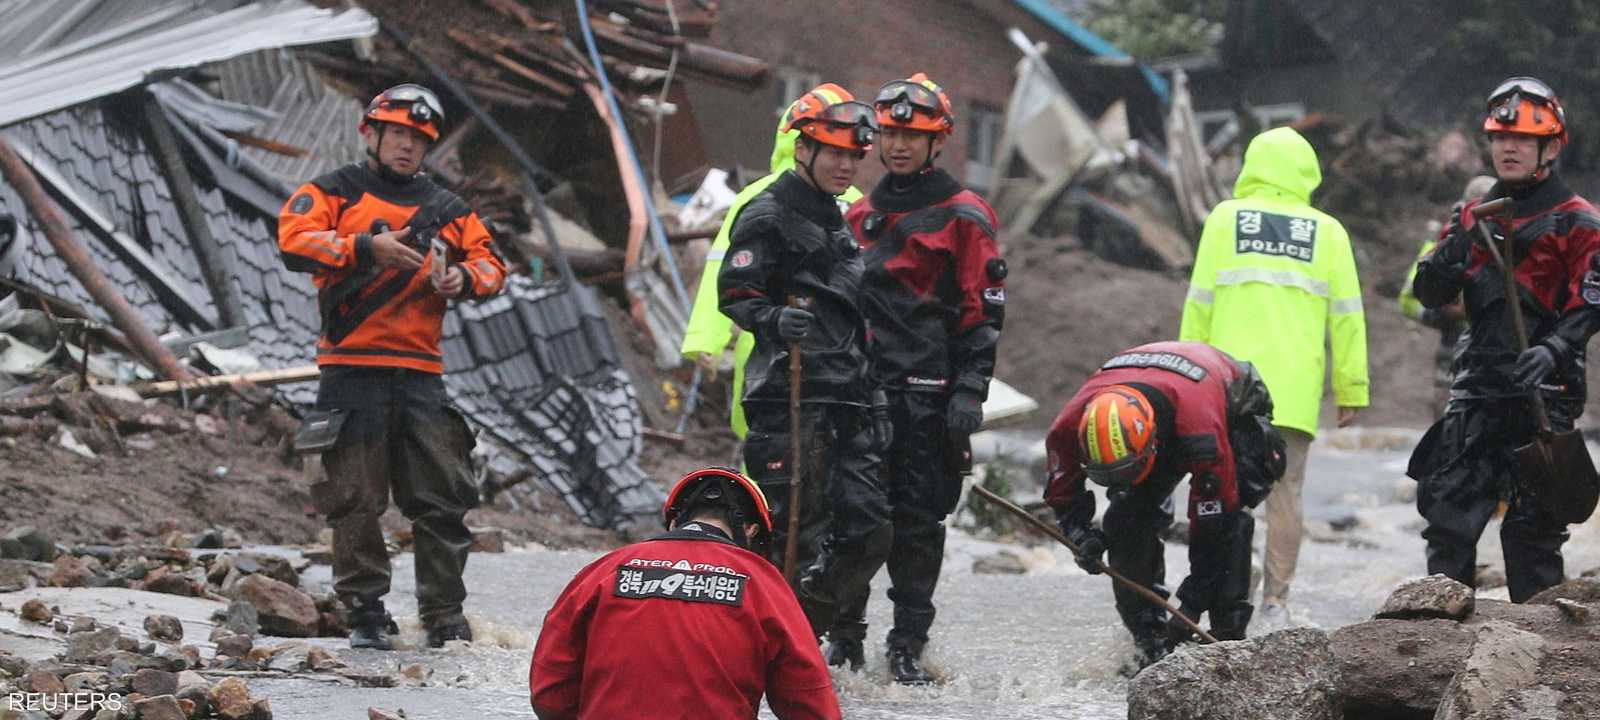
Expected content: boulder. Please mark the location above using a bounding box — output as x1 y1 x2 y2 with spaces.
24 670 65 694
1434 622 1545 720
1376 574 1474 621
1554 599 1592 626
2 525 58 562
143 614 183 643
1526 578 1600 606
132 695 186 720
213 633 253 660
209 678 254 720
1128 628 1341 720
65 627 122 663
237 575 317 637
219 600 259 638
19 598 53 624
1330 618 1475 717
46 555 96 587
131 668 178 697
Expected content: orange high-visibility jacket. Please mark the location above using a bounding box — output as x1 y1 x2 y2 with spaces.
278 163 507 374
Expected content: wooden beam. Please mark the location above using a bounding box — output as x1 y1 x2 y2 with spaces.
0 136 189 381
143 95 247 330
135 365 321 398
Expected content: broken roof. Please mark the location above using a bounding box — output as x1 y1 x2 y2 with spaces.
0 0 377 128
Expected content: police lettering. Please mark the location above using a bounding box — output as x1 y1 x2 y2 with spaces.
1235 210 1316 262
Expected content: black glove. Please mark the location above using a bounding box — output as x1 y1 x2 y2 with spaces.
1515 344 1556 389
1064 524 1106 575
1433 202 1473 267
946 391 983 437
774 307 814 342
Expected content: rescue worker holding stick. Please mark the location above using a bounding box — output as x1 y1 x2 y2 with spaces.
1408 76 1600 602
530 467 840 720
278 83 507 649
681 102 863 441
718 84 888 632
1044 341 1286 668
817 73 1004 684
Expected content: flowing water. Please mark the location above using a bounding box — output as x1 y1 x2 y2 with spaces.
179 429 1600 718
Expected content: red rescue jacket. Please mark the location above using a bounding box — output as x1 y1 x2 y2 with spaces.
278 163 506 374
1044 341 1245 521
530 524 840 720
846 168 1005 395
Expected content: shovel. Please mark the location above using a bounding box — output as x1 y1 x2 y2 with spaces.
1470 198 1600 524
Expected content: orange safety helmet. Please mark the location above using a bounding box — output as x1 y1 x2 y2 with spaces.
874 72 954 135
1078 385 1159 488
1483 76 1567 144
663 467 773 547
782 83 878 153
360 83 445 142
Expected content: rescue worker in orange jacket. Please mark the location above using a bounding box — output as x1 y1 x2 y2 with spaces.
1045 341 1285 667
531 468 841 720
278 83 507 650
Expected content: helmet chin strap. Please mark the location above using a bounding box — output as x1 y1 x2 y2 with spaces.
798 137 847 199
366 123 423 183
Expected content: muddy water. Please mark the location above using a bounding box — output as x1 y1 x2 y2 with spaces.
236 430 1600 719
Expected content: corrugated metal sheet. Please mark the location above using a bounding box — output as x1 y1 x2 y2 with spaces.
0 0 376 128
208 49 365 185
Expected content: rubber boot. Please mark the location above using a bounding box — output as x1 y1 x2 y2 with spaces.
826 636 865 671
348 598 397 651
426 620 473 648
887 644 934 685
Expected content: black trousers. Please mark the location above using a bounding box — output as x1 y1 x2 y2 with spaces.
828 391 961 655
1103 485 1254 642
1412 397 1574 602
744 401 887 635
314 366 479 627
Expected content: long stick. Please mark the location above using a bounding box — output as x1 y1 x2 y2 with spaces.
970 484 1218 644
1470 201 1554 435
783 296 804 581
0 135 189 382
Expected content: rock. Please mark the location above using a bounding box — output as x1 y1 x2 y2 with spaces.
25 670 65 694
219 600 259 637
191 528 226 550
0 557 47 591
368 709 408 720
265 643 310 672
1435 622 1545 720
971 550 1028 575
209 678 254 720
1526 578 1600 606
19 598 53 623
470 527 506 553
0 653 29 677
176 645 200 669
399 663 429 681
131 669 178 697
2 525 58 562
176 698 196 718
306 646 343 671
1128 628 1341 720
144 614 183 642
47 555 96 587
142 567 197 597
238 575 318 637
318 610 348 637
1330 618 1476 716
1555 599 1592 625
232 553 298 588
132 695 186 720
1376 574 1475 621
213 633 253 659
67 615 98 633
176 684 210 718
63 671 108 692
56 428 97 458
250 698 272 719
66 627 122 663
206 556 233 586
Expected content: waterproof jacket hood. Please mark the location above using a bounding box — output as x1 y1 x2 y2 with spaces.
1233 127 1321 204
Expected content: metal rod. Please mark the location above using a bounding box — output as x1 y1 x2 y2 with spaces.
969 483 1219 644
1474 206 1554 434
783 296 803 581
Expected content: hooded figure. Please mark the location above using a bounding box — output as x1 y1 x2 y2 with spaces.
1179 126 1369 628
681 108 863 438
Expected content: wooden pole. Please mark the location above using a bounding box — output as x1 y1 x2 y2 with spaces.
782 296 804 581
969 484 1219 644
142 94 247 329
0 135 189 382
135 365 320 398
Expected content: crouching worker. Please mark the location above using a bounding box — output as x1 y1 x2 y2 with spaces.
530 467 841 720
1043 341 1285 668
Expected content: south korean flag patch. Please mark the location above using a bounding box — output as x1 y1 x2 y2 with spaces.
730 249 755 268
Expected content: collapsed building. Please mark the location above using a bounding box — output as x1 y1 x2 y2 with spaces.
0 0 773 535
